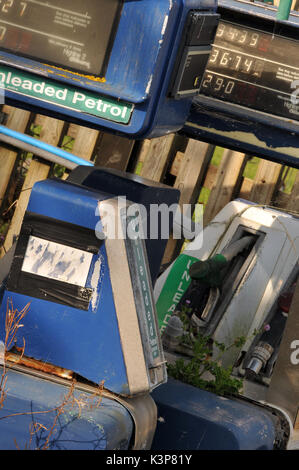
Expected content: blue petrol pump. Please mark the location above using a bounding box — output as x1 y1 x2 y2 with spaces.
183 0 299 168
0 0 298 450
0 0 219 138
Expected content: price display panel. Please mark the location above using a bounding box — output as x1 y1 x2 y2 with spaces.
199 20 299 121
0 0 122 76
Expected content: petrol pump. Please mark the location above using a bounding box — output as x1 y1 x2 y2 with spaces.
0 0 298 451
153 0 299 450
0 0 219 450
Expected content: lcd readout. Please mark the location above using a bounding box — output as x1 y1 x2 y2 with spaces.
200 20 299 121
0 0 121 75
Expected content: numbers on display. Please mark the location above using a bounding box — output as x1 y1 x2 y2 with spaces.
243 58 253 73
202 73 213 88
1 0 14 13
20 1 27 16
249 33 259 47
209 49 220 63
0 0 27 15
224 80 235 94
214 22 261 49
208 47 257 77
238 30 247 44
0 26 6 41
220 51 230 66
202 73 235 95
216 23 225 38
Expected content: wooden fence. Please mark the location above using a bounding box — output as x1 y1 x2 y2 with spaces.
0 105 298 265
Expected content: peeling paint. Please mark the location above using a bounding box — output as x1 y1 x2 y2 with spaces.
6 352 73 379
90 258 103 312
186 121 299 158
44 64 106 83
161 15 169 37
145 75 153 95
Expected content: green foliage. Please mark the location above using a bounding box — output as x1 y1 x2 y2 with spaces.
167 332 244 397
167 306 247 397
61 135 75 152
52 164 66 178
51 135 75 178
30 123 42 138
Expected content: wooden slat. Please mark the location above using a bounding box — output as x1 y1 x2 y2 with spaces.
203 150 246 225
162 140 213 265
249 160 282 205
286 170 299 213
202 164 218 191
0 106 31 204
67 124 99 161
136 134 175 182
239 176 254 201
1 113 66 257
1 160 50 256
273 190 291 210
173 140 213 209
34 115 65 146
169 151 184 177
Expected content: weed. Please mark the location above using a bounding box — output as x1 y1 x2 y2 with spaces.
166 307 261 397
0 300 29 408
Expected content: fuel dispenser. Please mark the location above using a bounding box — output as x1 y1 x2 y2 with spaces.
0 175 172 449
0 0 298 451
0 0 219 138
152 0 299 450
154 200 298 449
183 0 299 168
0 0 220 450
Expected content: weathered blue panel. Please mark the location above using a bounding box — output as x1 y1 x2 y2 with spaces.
0 0 217 138
151 378 278 450
0 367 133 450
183 0 299 167
0 180 130 394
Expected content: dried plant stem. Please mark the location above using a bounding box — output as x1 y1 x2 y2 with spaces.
0 300 30 408
40 380 76 450
0 300 105 449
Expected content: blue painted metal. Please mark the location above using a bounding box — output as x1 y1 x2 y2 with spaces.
0 179 130 395
151 378 279 450
182 0 299 168
183 97 299 168
0 366 133 450
0 0 217 138
67 166 181 285
0 125 94 168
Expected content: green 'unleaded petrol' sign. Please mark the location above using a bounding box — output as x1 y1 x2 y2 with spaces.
0 65 133 125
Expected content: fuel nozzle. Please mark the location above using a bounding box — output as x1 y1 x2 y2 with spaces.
189 254 228 287
189 235 255 287
245 342 274 379
245 288 292 379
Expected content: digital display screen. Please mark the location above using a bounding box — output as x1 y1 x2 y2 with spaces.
0 0 122 76
199 20 299 121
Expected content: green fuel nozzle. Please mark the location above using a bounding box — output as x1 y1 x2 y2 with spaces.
189 254 228 287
